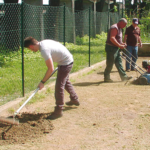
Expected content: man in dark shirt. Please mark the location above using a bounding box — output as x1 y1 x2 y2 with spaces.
124 18 142 72
104 18 132 82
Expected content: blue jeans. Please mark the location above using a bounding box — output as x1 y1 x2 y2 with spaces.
126 45 138 70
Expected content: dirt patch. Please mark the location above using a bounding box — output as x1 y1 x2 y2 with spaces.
0 113 54 145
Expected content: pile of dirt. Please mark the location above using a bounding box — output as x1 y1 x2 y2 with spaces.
0 112 54 145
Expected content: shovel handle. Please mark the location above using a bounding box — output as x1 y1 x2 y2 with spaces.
13 67 58 117
14 88 39 117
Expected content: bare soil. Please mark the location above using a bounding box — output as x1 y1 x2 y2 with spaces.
1 57 150 150
0 113 54 145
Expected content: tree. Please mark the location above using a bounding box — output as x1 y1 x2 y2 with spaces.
125 0 132 16
138 0 150 18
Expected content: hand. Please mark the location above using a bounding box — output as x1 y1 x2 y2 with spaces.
124 43 127 47
139 43 142 47
122 43 127 46
119 44 126 49
38 82 44 90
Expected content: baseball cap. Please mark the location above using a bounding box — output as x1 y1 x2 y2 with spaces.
133 18 138 24
119 18 127 23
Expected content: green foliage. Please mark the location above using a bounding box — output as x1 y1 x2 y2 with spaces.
0 48 21 67
113 5 118 12
76 35 89 45
75 32 107 46
138 19 150 42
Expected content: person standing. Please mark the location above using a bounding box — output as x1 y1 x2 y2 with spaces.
124 18 142 72
24 37 79 120
104 18 132 82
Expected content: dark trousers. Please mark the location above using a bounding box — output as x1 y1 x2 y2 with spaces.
104 44 127 80
55 63 78 106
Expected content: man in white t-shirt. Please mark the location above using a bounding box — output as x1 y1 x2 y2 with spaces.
24 37 79 119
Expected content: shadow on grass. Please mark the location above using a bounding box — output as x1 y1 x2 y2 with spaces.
73 81 122 86
73 81 104 86
63 106 78 112
97 71 118 75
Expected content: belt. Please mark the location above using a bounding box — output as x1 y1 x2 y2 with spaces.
106 43 118 47
59 62 73 67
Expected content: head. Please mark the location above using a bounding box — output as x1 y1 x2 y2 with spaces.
24 37 39 52
117 18 127 29
132 18 138 27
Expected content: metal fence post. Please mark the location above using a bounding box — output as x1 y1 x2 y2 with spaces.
21 0 24 97
108 0 110 32
63 3 66 46
72 0 76 44
122 0 124 17
89 7 91 67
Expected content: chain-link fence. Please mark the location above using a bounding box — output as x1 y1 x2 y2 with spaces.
1 2 141 106
0 3 22 105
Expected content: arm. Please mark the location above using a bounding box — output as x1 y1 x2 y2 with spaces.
123 34 127 43
110 28 125 49
38 58 54 90
138 36 142 47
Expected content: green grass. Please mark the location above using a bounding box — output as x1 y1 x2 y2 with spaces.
0 33 106 105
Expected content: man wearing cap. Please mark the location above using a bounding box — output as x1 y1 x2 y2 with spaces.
124 18 142 72
104 18 132 82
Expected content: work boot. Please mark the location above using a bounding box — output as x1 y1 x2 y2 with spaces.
104 78 113 83
131 69 136 71
126 69 130 72
47 106 63 120
65 100 80 106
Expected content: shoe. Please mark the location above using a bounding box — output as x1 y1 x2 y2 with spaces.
65 100 80 106
47 106 63 120
126 69 130 72
122 76 132 81
104 79 113 82
131 69 136 71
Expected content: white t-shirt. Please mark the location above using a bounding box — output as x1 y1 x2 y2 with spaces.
39 40 73 66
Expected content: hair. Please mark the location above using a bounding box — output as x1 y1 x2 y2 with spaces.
119 18 127 24
24 36 38 48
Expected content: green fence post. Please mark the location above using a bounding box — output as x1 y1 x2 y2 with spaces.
118 2 120 17
89 7 91 67
122 0 124 17
21 0 24 97
63 3 66 46
108 0 110 32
